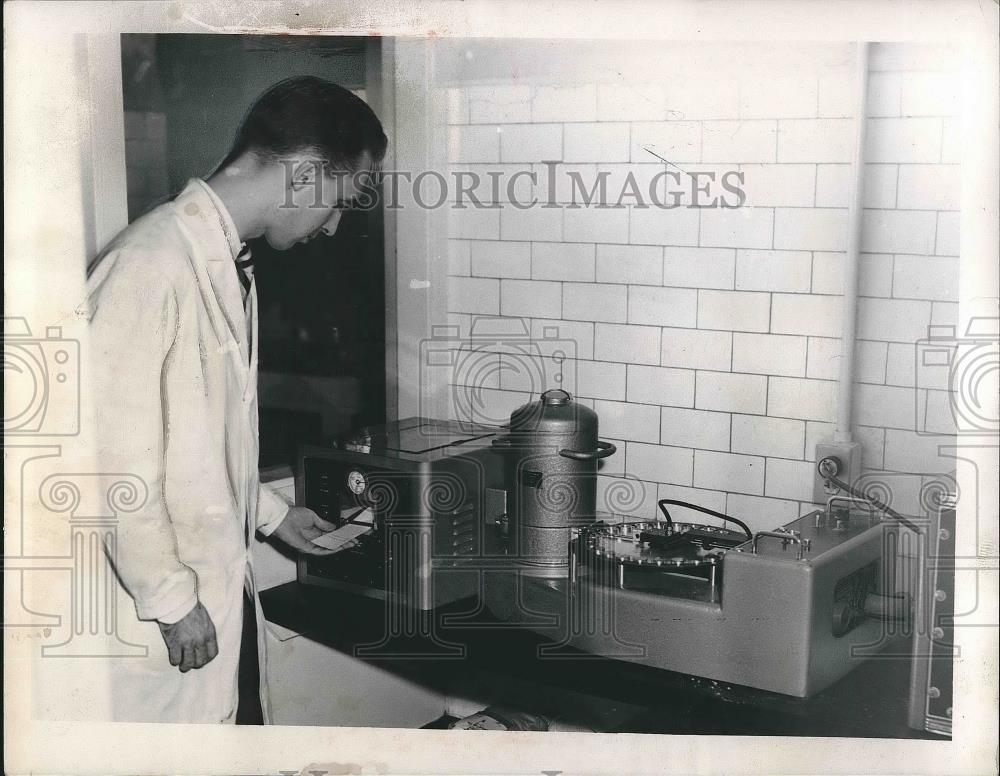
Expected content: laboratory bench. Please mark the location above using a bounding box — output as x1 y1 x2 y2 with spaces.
259 581 944 738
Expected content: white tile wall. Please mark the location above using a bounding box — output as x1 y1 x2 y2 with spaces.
885 341 952 390
448 207 501 239
628 286 698 327
892 255 960 301
500 279 561 319
857 298 932 343
862 210 937 254
531 242 595 281
499 124 562 163
564 123 630 163
500 206 562 241
594 399 661 444
883 429 956 474
449 125 500 163
661 327 732 371
771 293 843 338
731 414 806 459
778 119 854 163
694 450 765 495
865 118 942 163
900 72 961 117
740 75 817 119
597 82 667 122
815 164 898 209
764 458 816 502
726 493 800 531
531 317 595 360
854 383 918 430
767 377 836 422
806 338 887 383
811 252 893 297
563 282 628 323
629 205 700 246
597 474 659 517
774 208 847 252
597 244 662 285
574 359 627 401
663 247 735 289
817 70 853 118
941 119 961 163
593 323 661 365
626 364 696 408
702 121 778 163
740 164 815 207
896 165 960 210
628 441 694 486
931 302 958 327
563 206 629 244
630 121 701 164
449 240 471 275
449 277 500 314
935 212 960 256
696 371 768 415
697 290 771 332
664 77 740 120
735 249 812 292
471 240 531 278
700 207 774 249
441 42 961 525
468 85 532 123
864 72 901 117
532 84 598 122
660 406 731 451
732 332 808 377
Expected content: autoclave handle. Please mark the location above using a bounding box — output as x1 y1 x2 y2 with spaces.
558 440 617 461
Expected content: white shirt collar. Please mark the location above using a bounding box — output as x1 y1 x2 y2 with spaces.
194 178 243 260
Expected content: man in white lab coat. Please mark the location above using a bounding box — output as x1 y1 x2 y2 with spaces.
84 77 387 723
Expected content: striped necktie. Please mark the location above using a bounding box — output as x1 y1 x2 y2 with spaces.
235 244 254 305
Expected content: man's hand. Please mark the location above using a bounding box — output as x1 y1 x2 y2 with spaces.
270 506 339 555
157 602 218 673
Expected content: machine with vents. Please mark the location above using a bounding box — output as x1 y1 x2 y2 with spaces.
296 397 915 698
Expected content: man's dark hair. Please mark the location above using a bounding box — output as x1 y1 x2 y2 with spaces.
220 76 387 173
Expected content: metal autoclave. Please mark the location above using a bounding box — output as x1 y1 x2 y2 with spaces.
296 393 912 698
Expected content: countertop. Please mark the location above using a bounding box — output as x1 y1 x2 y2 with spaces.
260 581 943 738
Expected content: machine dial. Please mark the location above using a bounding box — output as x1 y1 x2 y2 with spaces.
347 469 368 495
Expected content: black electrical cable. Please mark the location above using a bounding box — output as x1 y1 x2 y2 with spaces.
656 499 753 539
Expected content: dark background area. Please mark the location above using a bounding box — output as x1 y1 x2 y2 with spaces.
120 33 386 469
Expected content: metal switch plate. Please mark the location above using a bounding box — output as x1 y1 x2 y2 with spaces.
813 441 861 504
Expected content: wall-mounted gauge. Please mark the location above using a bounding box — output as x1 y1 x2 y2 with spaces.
347 469 368 496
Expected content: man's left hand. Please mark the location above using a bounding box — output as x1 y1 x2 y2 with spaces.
269 507 339 555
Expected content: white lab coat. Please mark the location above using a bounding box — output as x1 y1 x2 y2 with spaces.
83 179 290 723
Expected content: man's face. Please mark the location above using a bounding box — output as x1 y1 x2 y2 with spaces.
266 153 372 251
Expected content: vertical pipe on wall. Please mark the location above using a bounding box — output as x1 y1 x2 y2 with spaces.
834 41 871 444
